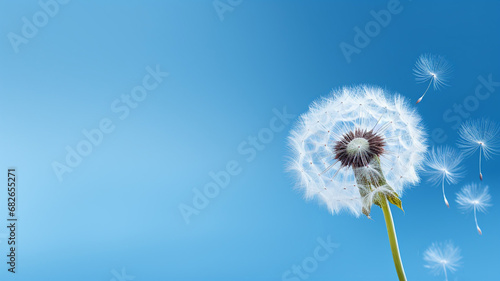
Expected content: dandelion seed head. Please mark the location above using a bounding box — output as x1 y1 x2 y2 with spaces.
287 85 427 216
425 146 465 186
413 53 452 90
456 183 492 213
334 128 386 169
423 241 462 276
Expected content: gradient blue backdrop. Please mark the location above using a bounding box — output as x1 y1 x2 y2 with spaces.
0 0 499 280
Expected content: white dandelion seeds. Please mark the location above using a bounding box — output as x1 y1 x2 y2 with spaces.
287 85 427 281
456 183 492 235
288 85 427 217
458 118 500 180
423 241 462 281
413 53 452 104
425 146 465 208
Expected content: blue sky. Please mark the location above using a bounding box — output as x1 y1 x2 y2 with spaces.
0 0 499 280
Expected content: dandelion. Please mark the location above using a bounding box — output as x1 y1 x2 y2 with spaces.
425 146 465 207
456 183 492 235
288 85 427 281
413 54 452 104
423 241 462 281
458 118 500 180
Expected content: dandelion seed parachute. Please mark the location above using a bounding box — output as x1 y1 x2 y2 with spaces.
425 146 465 208
413 54 452 104
287 85 427 217
456 183 492 235
457 118 500 180
423 241 462 281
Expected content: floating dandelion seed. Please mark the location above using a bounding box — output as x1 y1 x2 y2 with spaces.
288 85 427 281
425 146 465 208
424 241 462 281
458 118 500 180
456 183 492 235
413 54 452 104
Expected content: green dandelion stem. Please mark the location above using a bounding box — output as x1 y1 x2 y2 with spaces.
380 197 407 281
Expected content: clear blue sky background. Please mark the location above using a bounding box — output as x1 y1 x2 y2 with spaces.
0 0 499 280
